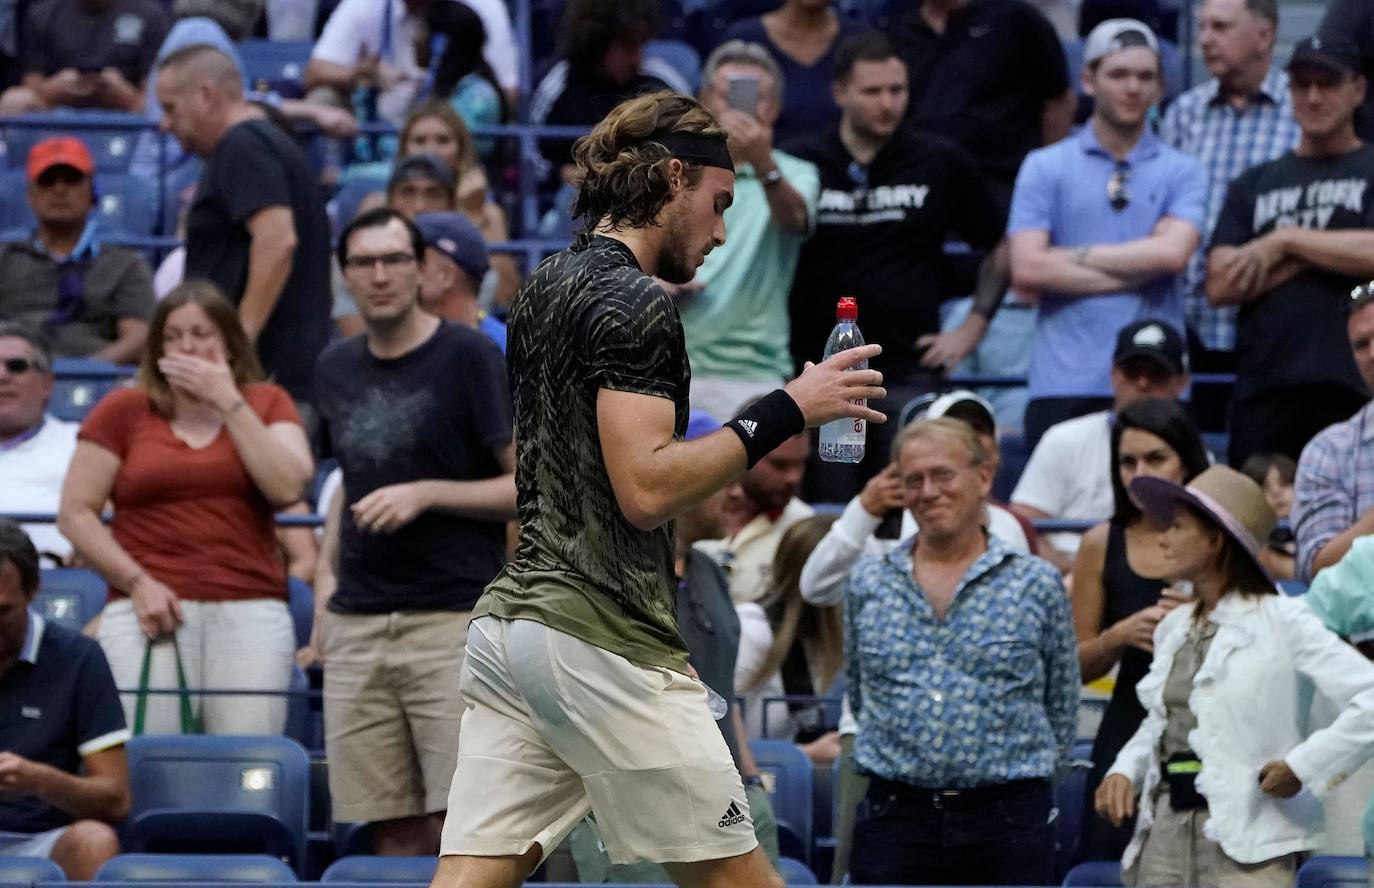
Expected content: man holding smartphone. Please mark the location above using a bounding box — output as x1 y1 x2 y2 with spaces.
0 0 168 113
672 40 821 421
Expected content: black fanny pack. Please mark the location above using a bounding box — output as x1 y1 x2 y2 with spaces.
1162 751 1206 811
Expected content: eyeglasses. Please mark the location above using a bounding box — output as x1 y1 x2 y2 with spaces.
0 357 37 375
342 252 417 271
1107 161 1131 212
902 465 973 491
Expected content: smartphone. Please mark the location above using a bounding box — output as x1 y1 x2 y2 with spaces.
725 74 759 115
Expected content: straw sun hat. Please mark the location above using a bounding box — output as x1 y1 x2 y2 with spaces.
1129 465 1278 585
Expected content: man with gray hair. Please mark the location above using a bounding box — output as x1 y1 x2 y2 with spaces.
0 325 78 563
1158 0 1298 430
843 416 1078 885
668 39 820 420
156 43 331 410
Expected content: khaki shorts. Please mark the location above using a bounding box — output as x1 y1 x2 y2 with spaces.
322 609 471 822
439 617 758 866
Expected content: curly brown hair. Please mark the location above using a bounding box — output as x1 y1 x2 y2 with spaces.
570 91 726 231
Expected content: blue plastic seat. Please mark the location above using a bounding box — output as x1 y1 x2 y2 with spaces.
1062 860 1123 886
37 567 108 629
321 855 438 883
124 735 310 873
283 666 321 754
287 578 313 649
238 40 315 94
777 854 817 885
644 39 702 94
94 853 297 882
1297 856 1370 888
750 739 814 863
1054 748 1094 879
328 175 388 237
0 855 66 882
1 111 150 173
0 169 158 236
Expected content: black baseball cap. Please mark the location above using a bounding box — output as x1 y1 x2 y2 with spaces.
1113 319 1186 375
387 154 457 193
1287 36 1360 77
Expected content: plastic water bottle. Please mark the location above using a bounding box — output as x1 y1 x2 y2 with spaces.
819 296 867 464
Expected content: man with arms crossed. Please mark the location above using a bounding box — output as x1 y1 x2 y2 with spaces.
428 92 883 888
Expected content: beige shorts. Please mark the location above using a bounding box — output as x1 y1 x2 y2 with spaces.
322 609 471 823
439 616 758 866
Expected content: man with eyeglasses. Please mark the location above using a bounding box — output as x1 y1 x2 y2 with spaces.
1008 19 1207 451
0 324 78 564
1208 37 1374 469
842 415 1078 886
310 207 515 856
0 137 153 365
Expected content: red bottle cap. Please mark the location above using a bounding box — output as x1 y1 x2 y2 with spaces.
836 296 857 321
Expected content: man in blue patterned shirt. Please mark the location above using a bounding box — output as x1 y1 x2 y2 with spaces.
1157 0 1299 430
844 417 1079 886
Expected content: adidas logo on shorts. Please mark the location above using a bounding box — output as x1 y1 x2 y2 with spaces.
718 800 747 828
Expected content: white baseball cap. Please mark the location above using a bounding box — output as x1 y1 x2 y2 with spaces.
1084 18 1159 67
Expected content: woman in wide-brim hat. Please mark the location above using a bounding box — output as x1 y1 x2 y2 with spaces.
1094 465 1374 888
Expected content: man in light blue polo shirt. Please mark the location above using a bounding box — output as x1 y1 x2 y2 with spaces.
1009 18 1208 449
674 39 820 420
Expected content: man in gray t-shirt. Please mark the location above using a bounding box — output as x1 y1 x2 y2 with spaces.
0 137 153 364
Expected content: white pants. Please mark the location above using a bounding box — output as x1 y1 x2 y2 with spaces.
97 598 296 735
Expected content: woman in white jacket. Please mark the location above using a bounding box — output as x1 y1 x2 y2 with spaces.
1094 465 1374 887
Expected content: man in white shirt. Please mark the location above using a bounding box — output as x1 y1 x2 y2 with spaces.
1010 319 1190 568
305 0 428 125
0 324 78 562
697 428 813 604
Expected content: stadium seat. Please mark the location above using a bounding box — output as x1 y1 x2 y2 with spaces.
238 40 315 95
777 855 818 885
287 578 314 649
1062 860 1123 886
644 39 702 94
750 739 814 863
37 567 108 630
0 169 158 236
123 735 310 873
331 821 372 857
94 853 297 882
0 111 150 173
0 855 66 882
1297 856 1370 888
48 364 125 423
320 855 438 883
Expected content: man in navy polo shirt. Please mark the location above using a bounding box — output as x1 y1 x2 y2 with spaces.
0 520 129 879
1009 19 1208 450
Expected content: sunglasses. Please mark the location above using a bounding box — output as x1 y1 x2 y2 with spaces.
1 357 37 375
1107 161 1131 212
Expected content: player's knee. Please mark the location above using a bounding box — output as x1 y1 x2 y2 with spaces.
51 820 120 879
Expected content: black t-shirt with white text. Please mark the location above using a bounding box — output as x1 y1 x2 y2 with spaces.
186 120 332 404
1211 145 1374 398
785 128 1007 381
316 321 513 614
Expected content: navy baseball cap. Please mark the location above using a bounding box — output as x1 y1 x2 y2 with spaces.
414 212 490 282
388 154 457 193
1113 319 1187 375
1288 36 1360 77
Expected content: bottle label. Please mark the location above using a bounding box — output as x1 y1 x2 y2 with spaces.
840 400 866 445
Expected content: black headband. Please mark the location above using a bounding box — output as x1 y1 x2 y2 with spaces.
652 131 734 174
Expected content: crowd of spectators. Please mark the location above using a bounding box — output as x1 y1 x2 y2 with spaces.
9 0 1374 884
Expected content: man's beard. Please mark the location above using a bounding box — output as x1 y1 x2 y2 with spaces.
656 213 697 285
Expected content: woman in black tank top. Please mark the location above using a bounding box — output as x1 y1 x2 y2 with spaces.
1070 399 1211 861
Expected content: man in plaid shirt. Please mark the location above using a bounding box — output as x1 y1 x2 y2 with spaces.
1293 289 1374 582
1158 0 1298 429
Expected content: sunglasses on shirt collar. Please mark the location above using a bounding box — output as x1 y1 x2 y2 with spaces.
1107 161 1131 212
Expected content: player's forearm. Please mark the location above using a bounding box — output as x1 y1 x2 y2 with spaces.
418 476 518 522
30 763 128 823
614 430 748 532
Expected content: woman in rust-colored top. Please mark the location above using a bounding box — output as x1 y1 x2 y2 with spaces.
59 280 313 735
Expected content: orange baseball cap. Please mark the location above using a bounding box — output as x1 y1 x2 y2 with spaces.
26 136 94 181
